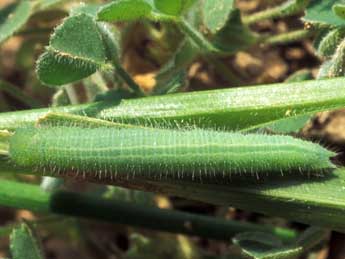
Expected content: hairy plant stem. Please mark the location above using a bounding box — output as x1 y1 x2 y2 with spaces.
242 1 308 26
98 25 144 97
0 179 297 242
260 29 316 46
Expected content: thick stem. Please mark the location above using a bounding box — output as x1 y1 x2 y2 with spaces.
0 179 297 242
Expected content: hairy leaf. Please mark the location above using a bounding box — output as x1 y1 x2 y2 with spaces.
36 13 109 86
317 27 345 57
10 223 44 259
304 0 344 26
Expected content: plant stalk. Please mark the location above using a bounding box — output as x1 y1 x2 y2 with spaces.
0 179 297 242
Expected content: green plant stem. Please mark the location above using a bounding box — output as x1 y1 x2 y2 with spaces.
261 29 316 46
64 84 79 105
176 18 218 54
243 7 285 25
242 1 308 26
98 24 144 97
84 72 108 101
114 64 144 95
0 80 43 108
0 179 296 242
1 78 345 131
0 179 50 213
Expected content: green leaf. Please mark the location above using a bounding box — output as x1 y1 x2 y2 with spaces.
0 1 32 44
254 70 314 134
97 0 154 22
213 9 258 54
258 114 312 134
10 223 44 259
233 227 328 259
316 27 345 57
333 4 345 20
202 0 235 33
2 78 345 131
327 38 345 77
154 0 183 16
233 232 301 259
129 167 345 233
304 0 345 26
36 13 109 86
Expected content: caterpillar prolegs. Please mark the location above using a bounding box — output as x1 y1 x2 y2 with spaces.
9 126 336 182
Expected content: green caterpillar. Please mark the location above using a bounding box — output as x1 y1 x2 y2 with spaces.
9 126 335 182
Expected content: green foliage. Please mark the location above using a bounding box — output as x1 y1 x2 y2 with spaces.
0 1 32 44
333 3 345 20
233 227 328 259
327 38 345 77
36 13 110 86
316 27 345 57
212 9 258 54
10 223 44 259
1 78 345 131
304 0 344 26
97 0 154 22
154 0 184 16
233 232 301 259
202 0 235 33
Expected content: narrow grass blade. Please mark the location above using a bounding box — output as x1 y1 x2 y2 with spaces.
118 168 345 233
1 78 345 131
